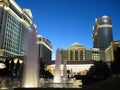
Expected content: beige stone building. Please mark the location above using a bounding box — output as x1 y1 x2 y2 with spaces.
60 42 105 61
105 41 120 61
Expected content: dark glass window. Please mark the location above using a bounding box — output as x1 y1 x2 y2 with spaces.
80 51 83 60
70 51 73 60
75 51 78 60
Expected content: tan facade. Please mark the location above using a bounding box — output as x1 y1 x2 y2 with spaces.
105 41 120 61
61 41 120 62
61 42 86 61
85 50 92 60
91 48 105 61
60 42 105 61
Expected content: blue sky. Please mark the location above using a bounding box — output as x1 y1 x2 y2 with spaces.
16 0 120 60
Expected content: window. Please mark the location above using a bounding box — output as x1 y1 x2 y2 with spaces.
70 51 73 60
0 18 2 24
75 51 78 60
80 51 83 60
0 25 1 33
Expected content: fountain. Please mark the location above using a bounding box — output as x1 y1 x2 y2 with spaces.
17 30 81 88
63 60 67 83
22 29 39 88
54 48 61 83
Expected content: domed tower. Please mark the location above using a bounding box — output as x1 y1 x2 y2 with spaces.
92 15 113 49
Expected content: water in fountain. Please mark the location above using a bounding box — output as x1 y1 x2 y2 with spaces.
63 60 67 83
22 29 39 88
54 48 61 83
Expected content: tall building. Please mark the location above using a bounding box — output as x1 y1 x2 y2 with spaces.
0 0 36 57
92 15 113 50
37 35 52 62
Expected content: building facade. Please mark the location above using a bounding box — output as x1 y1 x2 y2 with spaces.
105 41 120 61
37 35 52 62
61 42 86 61
60 42 105 61
91 48 105 61
0 0 36 57
47 61 93 76
92 15 113 50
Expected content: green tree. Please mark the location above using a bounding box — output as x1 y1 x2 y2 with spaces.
15 59 20 77
4 58 10 76
39 58 46 78
82 60 111 85
44 70 53 78
0 61 6 76
10 58 15 77
111 47 120 75
87 60 110 78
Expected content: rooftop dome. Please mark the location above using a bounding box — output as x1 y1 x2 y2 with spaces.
102 15 109 18
37 34 43 38
69 42 85 47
